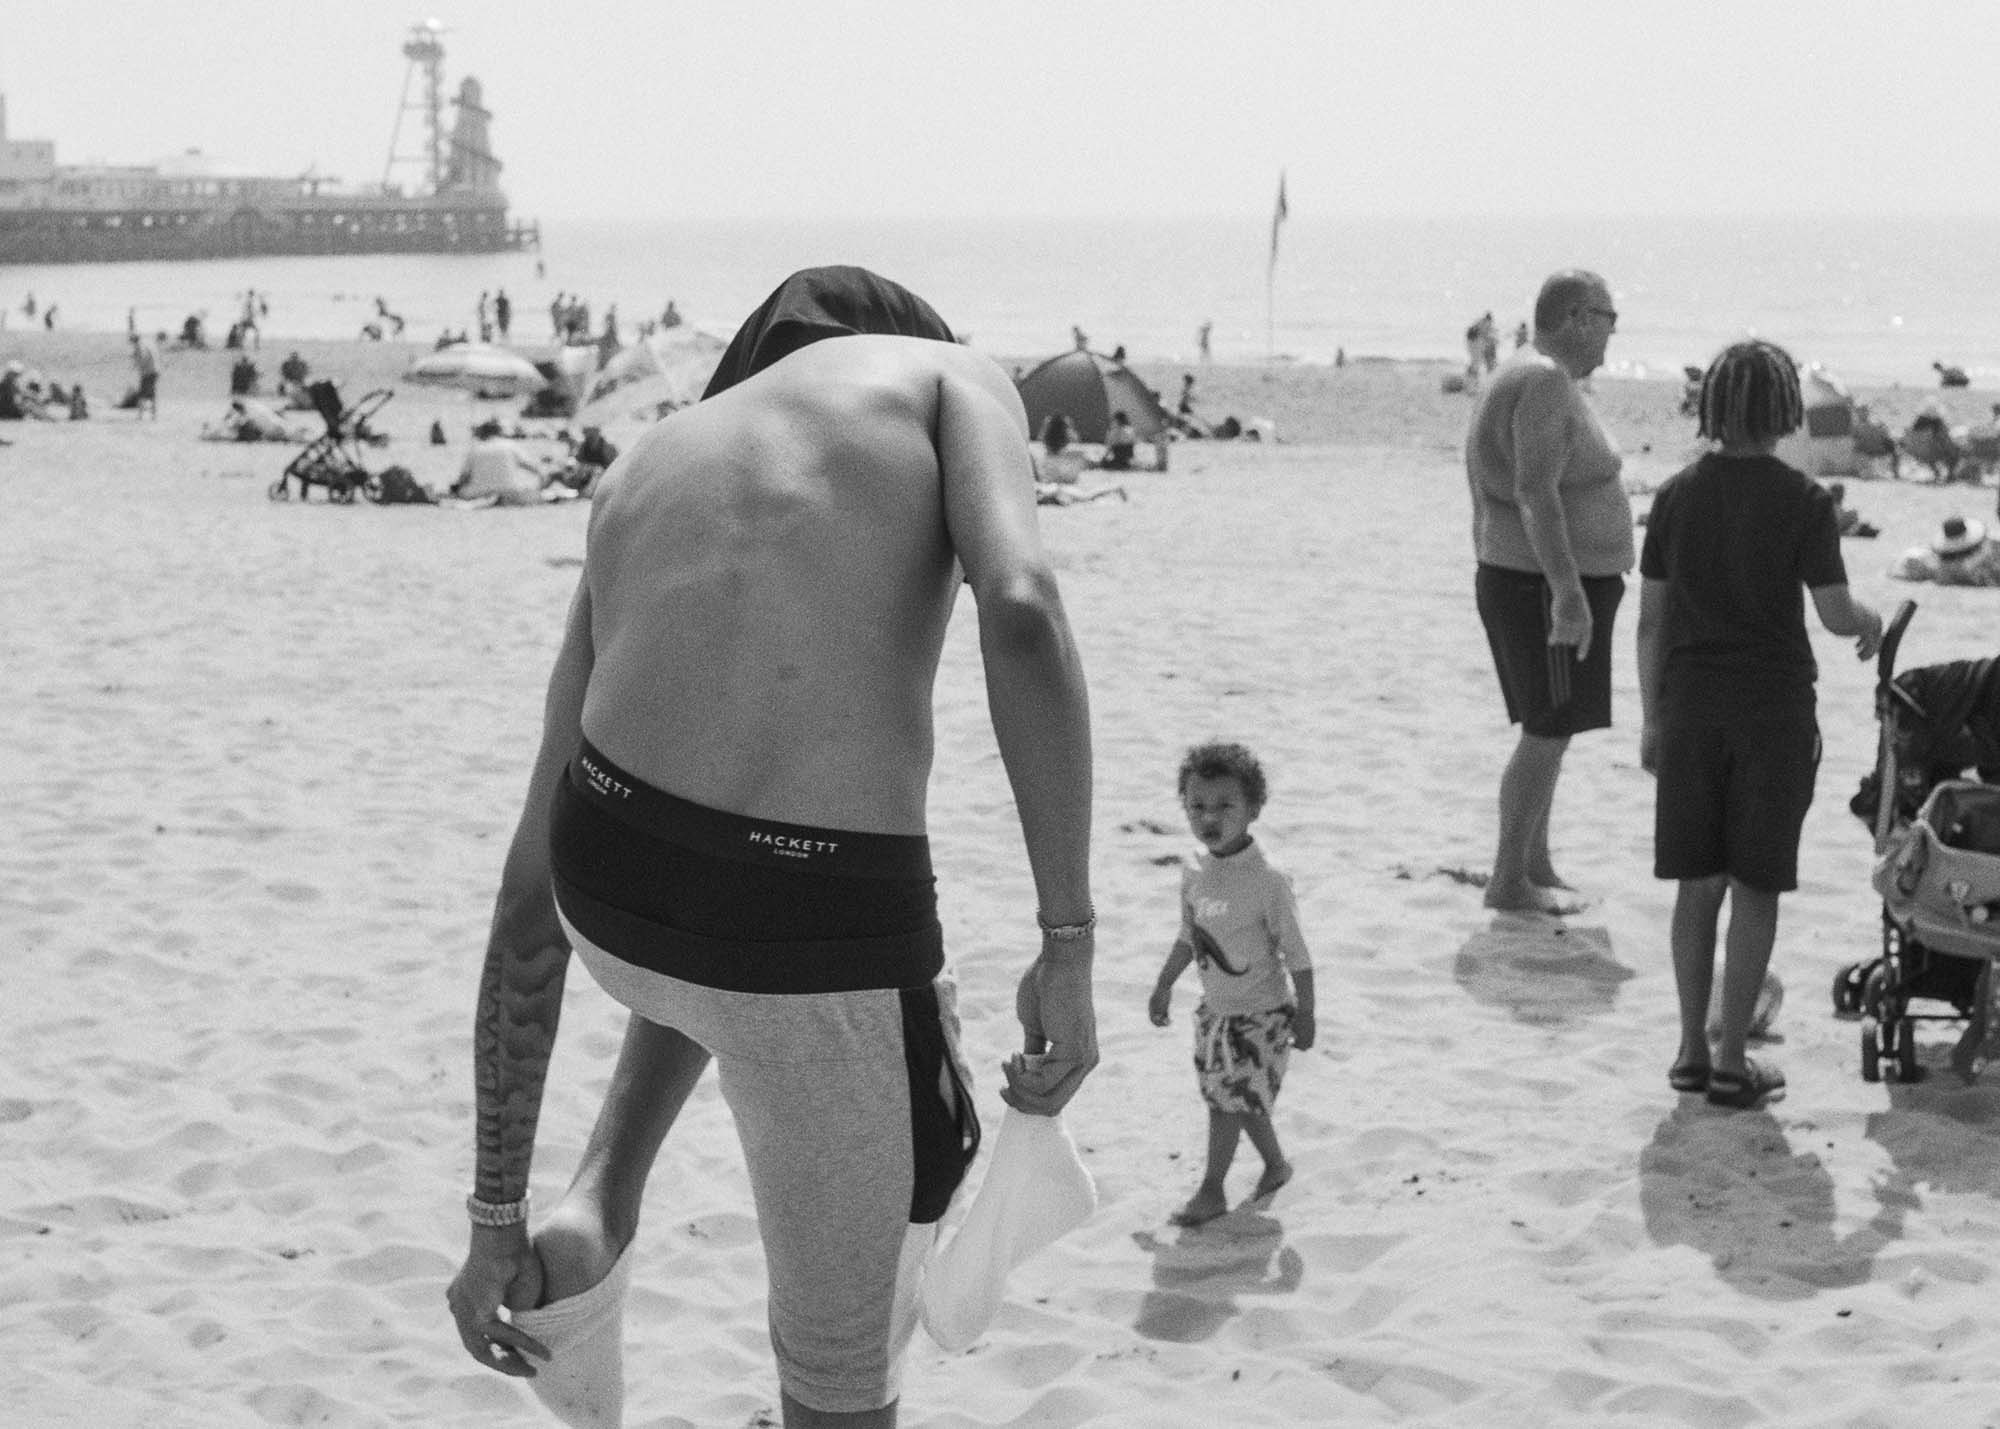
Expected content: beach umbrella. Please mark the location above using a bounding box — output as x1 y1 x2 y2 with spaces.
1014 350 1173 445
403 343 547 398
577 329 730 424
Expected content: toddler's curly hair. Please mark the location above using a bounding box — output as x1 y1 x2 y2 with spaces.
1177 741 1267 810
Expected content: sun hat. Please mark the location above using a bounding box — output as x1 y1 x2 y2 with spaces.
1934 516 1987 558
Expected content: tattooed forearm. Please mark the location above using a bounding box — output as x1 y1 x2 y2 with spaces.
471 911 569 1204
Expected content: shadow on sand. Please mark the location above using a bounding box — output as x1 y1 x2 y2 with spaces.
1130 1211 1304 1344
1639 1101 1903 1299
1452 916 1634 1027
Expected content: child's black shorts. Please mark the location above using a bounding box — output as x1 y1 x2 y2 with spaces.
1653 711 1820 892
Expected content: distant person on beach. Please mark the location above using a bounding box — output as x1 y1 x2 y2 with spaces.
374 297 406 337
1198 319 1212 362
278 350 310 403
450 419 545 504
1148 742 1314 1226
129 333 160 420
495 288 512 340
446 265 1098 1427
1034 413 1125 505
1891 514 2000 586
1072 324 1089 351
0 360 51 420
1465 269 1631 913
1100 410 1137 470
661 297 682 329
42 303 57 330
1637 339 1881 1109
554 424 619 494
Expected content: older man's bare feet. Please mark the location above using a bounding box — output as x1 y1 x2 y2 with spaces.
1482 878 1587 916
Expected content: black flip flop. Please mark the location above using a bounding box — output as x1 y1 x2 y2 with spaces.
1668 1061 1710 1093
1706 1059 1786 1110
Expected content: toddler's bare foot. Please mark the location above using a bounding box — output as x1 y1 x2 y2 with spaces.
1243 1159 1293 1208
1169 1187 1228 1227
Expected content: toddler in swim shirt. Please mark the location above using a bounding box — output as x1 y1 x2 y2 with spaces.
1147 741 1316 1226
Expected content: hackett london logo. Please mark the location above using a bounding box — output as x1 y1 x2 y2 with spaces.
748 830 840 859
580 756 632 800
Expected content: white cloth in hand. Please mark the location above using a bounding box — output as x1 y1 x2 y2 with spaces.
919 1108 1096 1352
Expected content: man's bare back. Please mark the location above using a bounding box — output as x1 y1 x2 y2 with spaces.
452 272 1097 1425
580 334 1031 835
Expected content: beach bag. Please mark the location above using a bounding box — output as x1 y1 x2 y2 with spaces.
370 465 433 505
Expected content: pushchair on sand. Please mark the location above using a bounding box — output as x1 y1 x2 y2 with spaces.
268 380 393 502
1833 600 2000 1082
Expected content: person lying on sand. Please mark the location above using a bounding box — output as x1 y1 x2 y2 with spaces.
445 265 1098 1428
1148 742 1314 1226
1892 516 2000 587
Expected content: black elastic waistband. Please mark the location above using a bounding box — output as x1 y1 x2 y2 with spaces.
570 740 931 880
556 873 945 995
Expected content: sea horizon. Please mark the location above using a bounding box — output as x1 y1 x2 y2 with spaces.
7 211 2000 387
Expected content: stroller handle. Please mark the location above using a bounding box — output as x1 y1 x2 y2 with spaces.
1878 599 1918 691
1872 600 1919 851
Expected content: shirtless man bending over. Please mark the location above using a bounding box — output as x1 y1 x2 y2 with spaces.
445 268 1098 1428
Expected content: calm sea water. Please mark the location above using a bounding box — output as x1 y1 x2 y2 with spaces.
8 213 2000 387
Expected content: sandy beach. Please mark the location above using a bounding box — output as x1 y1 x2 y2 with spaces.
7 333 2000 1428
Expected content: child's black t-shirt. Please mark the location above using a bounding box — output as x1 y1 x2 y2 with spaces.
1639 451 1847 721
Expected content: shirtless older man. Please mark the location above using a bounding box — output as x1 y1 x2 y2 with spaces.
1466 269 1633 913
446 269 1098 1427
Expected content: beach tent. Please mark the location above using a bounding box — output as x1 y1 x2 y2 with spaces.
1014 350 1173 446
577 328 730 425
1775 364 1860 478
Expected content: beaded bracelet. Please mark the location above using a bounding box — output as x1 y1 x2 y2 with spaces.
1037 909 1096 942
466 1192 531 1228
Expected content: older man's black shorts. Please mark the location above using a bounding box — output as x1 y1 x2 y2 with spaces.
1653 712 1820 893
1476 565 1625 737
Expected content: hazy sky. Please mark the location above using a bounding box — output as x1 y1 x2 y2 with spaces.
4 0 1991 222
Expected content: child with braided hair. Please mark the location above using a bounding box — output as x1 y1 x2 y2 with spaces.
1637 339 1883 1109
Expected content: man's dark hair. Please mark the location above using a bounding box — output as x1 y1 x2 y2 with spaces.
1696 339 1803 446
1177 741 1267 809
1532 270 1606 333
700 266 955 399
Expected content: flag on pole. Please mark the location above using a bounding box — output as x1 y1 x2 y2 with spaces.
1268 170 1289 268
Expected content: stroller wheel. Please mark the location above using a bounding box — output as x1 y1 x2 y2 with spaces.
1894 1017 1924 1083
267 475 290 501
1832 962 1869 1019
1861 1017 1882 1082
1861 964 1891 1022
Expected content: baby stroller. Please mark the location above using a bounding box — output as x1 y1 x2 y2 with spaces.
268 380 393 502
1833 600 2000 1082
